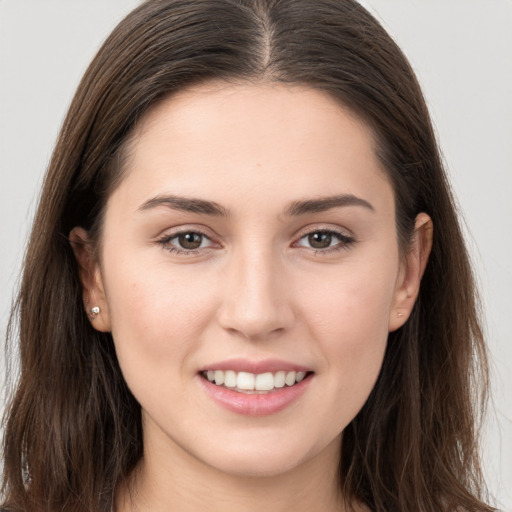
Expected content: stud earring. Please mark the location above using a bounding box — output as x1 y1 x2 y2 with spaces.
397 312 404 318
89 306 100 320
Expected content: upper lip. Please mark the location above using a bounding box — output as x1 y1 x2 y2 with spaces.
199 358 312 374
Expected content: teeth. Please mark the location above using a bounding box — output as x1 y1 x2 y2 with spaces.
224 370 237 388
237 372 255 390
274 371 286 388
204 369 308 392
285 371 296 386
296 371 306 382
255 372 274 391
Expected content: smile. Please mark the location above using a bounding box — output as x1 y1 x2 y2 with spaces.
202 370 308 394
198 364 313 415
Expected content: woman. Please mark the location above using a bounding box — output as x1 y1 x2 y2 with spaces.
1 1 495 511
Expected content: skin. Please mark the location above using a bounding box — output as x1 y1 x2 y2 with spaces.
72 82 432 512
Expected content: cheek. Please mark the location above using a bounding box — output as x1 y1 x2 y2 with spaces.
102 257 218 392
296 259 396 411
301 257 397 341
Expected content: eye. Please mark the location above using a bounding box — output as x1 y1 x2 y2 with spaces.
175 232 206 250
295 229 354 251
157 230 216 254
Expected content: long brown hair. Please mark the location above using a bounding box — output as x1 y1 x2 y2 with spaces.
2 1 494 511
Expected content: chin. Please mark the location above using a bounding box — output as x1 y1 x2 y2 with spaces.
205 450 309 479
190 429 340 480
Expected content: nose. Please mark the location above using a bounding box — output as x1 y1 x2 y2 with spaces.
217 246 294 340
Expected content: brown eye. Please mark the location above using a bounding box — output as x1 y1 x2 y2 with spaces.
307 232 332 249
295 229 354 253
178 232 203 249
157 230 216 254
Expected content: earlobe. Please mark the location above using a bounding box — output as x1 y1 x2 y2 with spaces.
389 213 433 332
69 227 111 332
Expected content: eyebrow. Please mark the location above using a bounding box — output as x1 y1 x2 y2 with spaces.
138 193 374 217
138 195 230 216
285 194 375 216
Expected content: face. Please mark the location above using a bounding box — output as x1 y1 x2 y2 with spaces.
78 82 425 478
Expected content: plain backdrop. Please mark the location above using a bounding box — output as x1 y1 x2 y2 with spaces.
1 1 511 509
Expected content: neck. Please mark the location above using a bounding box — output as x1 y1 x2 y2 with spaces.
115 430 360 512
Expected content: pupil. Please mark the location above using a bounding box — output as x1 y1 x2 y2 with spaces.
179 232 202 249
308 232 331 249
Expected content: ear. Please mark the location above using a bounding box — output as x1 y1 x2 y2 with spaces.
69 227 111 332
389 213 433 332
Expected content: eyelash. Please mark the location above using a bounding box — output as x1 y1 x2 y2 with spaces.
156 230 217 255
294 228 355 254
156 228 355 255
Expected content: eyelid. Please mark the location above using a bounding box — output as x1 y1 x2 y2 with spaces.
155 225 221 255
292 224 356 252
292 223 354 241
154 223 220 242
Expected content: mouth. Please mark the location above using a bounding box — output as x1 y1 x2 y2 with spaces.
198 359 314 415
201 369 312 394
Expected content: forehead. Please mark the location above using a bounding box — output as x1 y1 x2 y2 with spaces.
133 81 376 157
110 81 392 214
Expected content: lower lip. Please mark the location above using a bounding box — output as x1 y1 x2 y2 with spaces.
198 374 312 416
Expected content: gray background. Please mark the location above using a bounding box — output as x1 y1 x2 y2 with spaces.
1 1 511 509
